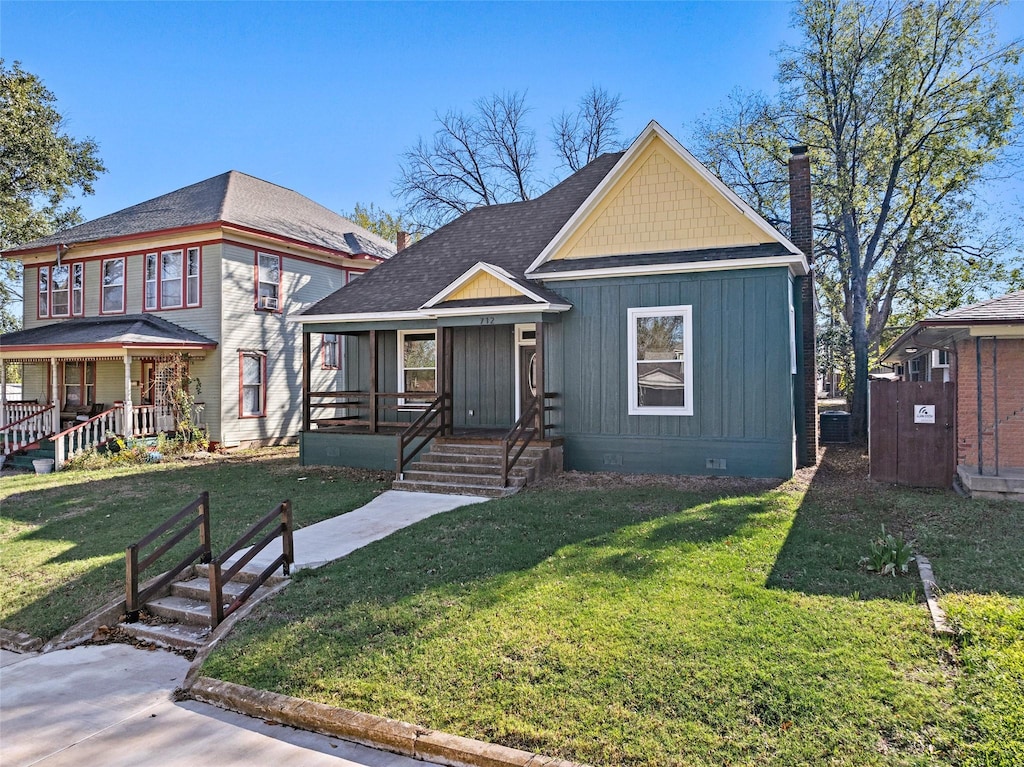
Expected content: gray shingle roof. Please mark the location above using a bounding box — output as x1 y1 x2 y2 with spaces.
7 172 395 259
302 153 625 316
0 315 217 349
929 290 1024 323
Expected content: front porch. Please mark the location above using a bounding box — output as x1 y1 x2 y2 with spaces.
298 320 561 492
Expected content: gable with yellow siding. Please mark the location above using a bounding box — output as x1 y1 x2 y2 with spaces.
447 270 524 301
551 135 766 261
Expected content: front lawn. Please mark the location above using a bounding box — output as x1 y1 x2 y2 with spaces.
202 448 1024 766
0 448 390 640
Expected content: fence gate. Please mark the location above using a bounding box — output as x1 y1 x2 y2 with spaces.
869 380 954 488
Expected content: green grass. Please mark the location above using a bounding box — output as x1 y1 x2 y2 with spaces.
0 448 389 640
201 447 1024 766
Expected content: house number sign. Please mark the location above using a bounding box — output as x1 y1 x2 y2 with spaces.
914 405 936 424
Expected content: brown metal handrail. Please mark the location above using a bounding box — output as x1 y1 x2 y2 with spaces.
501 395 541 487
208 500 293 628
396 392 450 479
125 492 212 622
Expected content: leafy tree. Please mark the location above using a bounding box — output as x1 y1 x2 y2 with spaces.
346 202 419 245
693 0 1023 437
395 87 623 230
0 60 106 330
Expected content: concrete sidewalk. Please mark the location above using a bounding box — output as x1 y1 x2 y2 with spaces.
227 489 482 573
0 645 421 766
1 489 484 767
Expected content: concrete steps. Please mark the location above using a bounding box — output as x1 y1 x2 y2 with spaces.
393 438 561 497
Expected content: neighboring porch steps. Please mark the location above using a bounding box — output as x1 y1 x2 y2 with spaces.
118 566 284 651
4 438 58 471
393 439 561 498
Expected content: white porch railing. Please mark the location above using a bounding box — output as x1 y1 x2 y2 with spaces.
2 402 46 428
131 405 160 437
52 406 123 469
1 404 57 458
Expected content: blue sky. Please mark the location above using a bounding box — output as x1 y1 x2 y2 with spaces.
2 1 1022 229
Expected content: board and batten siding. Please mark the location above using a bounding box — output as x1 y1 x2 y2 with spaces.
218 242 348 446
544 268 796 477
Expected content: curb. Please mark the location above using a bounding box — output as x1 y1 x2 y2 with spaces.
0 628 43 653
188 677 588 767
916 554 954 636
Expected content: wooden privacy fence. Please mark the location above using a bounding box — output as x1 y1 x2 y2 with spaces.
126 492 212 621
869 380 954 489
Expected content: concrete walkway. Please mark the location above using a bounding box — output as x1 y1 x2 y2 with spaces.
0 490 484 767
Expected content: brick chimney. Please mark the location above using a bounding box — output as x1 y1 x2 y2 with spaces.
789 145 818 467
396 231 410 252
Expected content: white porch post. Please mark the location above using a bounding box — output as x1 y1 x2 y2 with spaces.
50 358 60 432
123 351 134 437
1 360 7 426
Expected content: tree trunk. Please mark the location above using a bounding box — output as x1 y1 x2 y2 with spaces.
850 277 870 440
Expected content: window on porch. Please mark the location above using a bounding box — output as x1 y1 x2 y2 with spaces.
322 333 341 369
63 361 96 408
398 330 436 406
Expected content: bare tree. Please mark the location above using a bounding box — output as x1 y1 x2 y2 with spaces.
395 91 536 230
552 86 624 172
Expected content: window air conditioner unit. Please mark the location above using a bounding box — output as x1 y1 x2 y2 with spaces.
258 296 278 311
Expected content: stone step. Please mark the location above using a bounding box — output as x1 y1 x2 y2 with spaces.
391 479 521 498
145 594 212 627
170 576 259 603
429 442 548 458
410 459 533 478
119 620 210 651
401 469 526 489
420 451 542 468
193 563 288 587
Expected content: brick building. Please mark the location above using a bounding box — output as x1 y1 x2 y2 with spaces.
880 290 1024 501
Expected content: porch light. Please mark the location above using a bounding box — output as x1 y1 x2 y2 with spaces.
904 347 918 354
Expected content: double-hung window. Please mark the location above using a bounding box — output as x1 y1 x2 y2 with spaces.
145 248 201 310
62 361 96 408
38 263 84 318
322 334 341 369
101 257 126 313
397 330 437 406
239 351 266 417
256 253 281 310
628 306 694 416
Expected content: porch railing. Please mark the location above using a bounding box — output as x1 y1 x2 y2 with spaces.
396 392 451 479
309 390 441 433
131 405 158 437
208 500 293 627
2 401 46 427
52 405 122 469
125 492 213 622
501 395 540 487
1 404 56 457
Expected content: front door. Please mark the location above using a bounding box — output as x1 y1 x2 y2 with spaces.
518 344 537 418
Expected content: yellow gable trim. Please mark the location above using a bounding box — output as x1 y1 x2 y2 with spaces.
550 135 766 261
447 271 524 301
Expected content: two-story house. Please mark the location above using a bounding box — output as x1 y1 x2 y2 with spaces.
0 171 393 467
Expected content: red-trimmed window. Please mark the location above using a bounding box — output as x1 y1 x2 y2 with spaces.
38 263 84 318
322 334 341 369
145 248 201 311
239 351 266 418
256 253 281 311
62 361 96 408
101 257 126 314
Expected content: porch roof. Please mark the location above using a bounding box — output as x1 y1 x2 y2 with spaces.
0 315 217 355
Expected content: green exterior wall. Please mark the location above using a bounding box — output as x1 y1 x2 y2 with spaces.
300 430 429 470
544 268 796 478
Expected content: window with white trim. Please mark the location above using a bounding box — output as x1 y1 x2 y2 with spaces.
144 249 200 311
628 306 694 416
38 263 84 318
322 334 341 369
101 257 125 313
256 253 281 310
240 351 266 417
398 330 436 406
